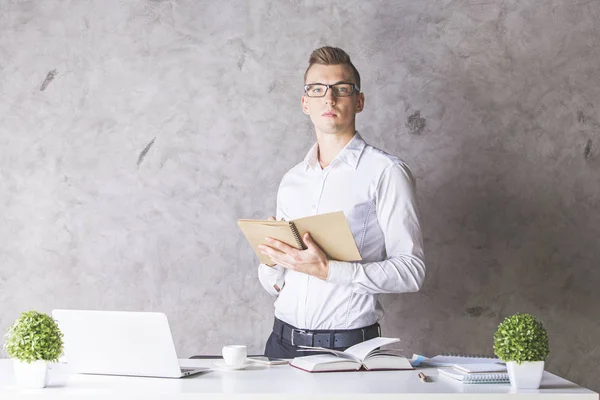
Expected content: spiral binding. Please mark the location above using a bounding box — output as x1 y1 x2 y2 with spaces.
462 376 510 384
289 222 307 250
465 373 509 381
440 353 496 359
438 368 509 384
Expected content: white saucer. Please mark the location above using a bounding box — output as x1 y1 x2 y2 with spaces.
213 360 252 370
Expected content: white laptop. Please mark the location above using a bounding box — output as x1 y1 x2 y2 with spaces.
51 309 208 378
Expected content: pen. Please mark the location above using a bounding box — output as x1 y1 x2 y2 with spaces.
418 372 429 383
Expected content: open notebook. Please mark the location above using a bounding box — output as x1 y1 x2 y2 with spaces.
238 211 361 265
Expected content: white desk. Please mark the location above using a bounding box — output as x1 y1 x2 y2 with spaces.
0 358 597 399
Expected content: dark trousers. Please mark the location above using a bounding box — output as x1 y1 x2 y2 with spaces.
264 318 381 359
264 331 338 358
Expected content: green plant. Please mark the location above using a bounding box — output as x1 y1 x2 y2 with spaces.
3 311 64 363
493 313 549 364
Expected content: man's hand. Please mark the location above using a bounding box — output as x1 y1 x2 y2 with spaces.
258 233 330 280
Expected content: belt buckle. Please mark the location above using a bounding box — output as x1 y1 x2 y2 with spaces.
291 328 307 346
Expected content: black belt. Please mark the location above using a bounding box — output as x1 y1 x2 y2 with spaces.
273 318 381 349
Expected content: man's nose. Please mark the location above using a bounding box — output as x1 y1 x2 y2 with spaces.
324 87 336 104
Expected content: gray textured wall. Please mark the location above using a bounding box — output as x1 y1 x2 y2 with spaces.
1 0 599 392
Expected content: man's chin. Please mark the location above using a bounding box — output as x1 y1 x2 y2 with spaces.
315 122 341 135
317 126 350 136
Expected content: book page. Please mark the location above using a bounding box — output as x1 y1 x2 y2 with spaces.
344 337 401 361
290 354 360 372
367 349 405 357
298 347 359 362
363 355 413 371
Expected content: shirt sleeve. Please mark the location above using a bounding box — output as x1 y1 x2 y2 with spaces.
257 182 288 297
326 162 426 294
258 263 286 297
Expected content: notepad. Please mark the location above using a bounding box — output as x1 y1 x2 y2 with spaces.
237 211 362 265
438 367 509 384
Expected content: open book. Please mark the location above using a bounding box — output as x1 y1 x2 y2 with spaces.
289 337 414 372
237 211 361 266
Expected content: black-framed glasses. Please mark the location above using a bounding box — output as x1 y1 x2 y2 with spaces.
304 82 360 98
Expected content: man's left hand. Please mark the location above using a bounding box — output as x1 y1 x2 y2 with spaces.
258 233 329 280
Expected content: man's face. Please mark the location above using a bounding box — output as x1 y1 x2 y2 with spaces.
302 64 365 136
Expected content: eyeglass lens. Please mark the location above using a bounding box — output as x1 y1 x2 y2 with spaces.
305 83 356 97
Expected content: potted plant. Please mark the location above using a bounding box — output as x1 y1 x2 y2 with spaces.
493 313 550 389
3 310 64 388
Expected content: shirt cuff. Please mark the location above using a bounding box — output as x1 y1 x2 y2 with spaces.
326 260 355 285
260 263 284 278
258 263 285 296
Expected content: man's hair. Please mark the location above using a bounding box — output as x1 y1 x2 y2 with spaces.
304 46 361 90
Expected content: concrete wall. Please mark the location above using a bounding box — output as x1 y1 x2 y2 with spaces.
1 0 599 392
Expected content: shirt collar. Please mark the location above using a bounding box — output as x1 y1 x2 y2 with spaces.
304 132 367 171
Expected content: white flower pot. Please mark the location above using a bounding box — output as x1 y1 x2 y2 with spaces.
12 359 49 389
506 360 545 389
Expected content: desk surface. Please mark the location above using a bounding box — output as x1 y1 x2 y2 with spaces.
0 358 597 399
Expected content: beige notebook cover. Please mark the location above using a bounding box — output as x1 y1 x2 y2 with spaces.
237 211 362 266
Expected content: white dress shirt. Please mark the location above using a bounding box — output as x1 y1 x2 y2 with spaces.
258 132 425 330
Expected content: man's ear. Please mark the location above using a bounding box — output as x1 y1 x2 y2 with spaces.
301 95 310 115
356 92 365 113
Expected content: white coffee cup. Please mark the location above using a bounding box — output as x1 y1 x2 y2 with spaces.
222 345 247 367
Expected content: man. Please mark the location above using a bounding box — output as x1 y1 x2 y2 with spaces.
258 47 425 358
